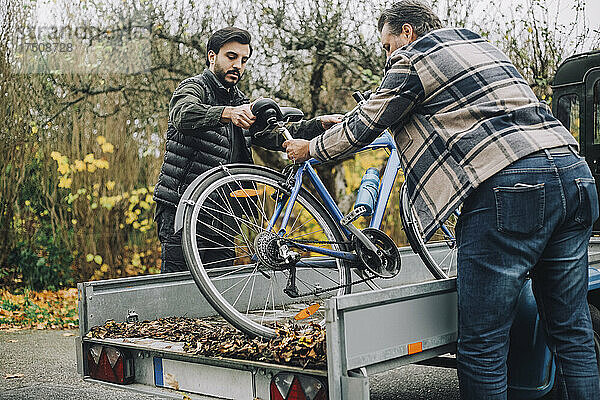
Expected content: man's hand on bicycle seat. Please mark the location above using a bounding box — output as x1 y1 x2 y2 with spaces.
221 104 256 129
283 139 311 162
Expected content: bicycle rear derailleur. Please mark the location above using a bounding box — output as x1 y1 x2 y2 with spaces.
254 231 303 298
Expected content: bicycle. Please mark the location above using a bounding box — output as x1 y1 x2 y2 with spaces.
176 95 459 339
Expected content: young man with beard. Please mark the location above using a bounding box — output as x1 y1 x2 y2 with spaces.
282 1 600 398
153 27 340 273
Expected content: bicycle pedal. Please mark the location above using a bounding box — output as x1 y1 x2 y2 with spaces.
341 206 367 226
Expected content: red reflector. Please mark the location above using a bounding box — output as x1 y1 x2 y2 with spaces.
87 345 134 384
271 383 286 400
271 372 327 400
287 377 306 400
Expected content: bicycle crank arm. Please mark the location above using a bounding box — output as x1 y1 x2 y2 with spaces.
344 221 381 255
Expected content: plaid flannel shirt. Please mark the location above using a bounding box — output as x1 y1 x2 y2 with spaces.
309 28 577 240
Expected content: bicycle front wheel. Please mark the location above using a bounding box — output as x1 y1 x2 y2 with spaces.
181 165 351 338
400 184 458 279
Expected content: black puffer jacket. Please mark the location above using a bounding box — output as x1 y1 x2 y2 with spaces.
153 69 325 209
153 70 252 208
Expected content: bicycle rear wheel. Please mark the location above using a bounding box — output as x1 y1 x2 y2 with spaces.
400 184 458 279
181 165 351 338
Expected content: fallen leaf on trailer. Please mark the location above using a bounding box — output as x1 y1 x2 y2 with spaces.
62 332 75 337
5 374 25 379
87 317 327 369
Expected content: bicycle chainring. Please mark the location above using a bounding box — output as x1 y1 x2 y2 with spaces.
354 228 401 278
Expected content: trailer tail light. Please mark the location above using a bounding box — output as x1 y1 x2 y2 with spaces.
270 372 327 400
87 344 134 384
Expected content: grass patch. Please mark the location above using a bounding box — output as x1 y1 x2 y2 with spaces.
0 288 78 330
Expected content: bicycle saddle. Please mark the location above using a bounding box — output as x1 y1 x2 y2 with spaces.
250 98 304 137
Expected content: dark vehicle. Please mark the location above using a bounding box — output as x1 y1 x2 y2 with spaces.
553 50 600 231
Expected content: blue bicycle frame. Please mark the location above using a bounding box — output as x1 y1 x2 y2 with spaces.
265 131 402 262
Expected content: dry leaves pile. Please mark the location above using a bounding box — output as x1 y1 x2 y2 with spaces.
0 288 78 330
87 317 327 369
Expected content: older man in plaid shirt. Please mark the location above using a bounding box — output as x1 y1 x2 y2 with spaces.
283 1 600 398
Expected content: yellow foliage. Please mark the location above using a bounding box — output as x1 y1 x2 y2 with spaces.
101 142 114 153
58 176 72 188
87 164 97 173
96 135 107 145
50 151 61 161
0 289 78 330
57 163 70 175
93 158 109 169
83 153 95 163
74 160 86 172
105 180 116 190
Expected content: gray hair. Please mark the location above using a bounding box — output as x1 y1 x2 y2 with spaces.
377 0 443 37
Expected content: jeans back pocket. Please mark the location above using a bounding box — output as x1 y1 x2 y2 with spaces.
494 183 545 236
575 178 599 228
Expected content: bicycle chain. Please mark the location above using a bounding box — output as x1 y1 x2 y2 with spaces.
285 238 353 246
278 237 380 297
293 273 377 298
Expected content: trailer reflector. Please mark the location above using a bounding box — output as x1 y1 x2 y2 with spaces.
87 344 134 384
408 341 423 355
270 372 327 400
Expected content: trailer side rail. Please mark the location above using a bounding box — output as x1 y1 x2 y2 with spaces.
326 278 458 399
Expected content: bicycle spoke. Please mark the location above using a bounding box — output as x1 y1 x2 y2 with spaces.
199 203 263 232
232 263 261 308
213 186 257 252
246 270 258 315
201 254 251 268
285 212 318 237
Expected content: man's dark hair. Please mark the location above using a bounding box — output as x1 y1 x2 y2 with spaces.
205 27 253 66
378 0 443 37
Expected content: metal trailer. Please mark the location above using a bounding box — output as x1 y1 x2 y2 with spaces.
75 240 600 399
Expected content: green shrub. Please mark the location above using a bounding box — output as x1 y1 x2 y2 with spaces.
8 224 74 291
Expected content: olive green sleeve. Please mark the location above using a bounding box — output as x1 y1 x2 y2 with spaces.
169 81 226 134
252 118 325 151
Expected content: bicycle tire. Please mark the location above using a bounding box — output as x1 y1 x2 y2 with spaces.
400 184 458 279
181 164 351 338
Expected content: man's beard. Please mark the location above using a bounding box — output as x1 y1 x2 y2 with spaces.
214 65 240 88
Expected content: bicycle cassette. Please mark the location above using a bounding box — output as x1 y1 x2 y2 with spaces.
354 228 401 278
254 231 298 270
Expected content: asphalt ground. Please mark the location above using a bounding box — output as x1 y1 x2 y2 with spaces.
0 329 462 399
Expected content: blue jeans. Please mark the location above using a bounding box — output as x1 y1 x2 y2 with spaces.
456 147 600 399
